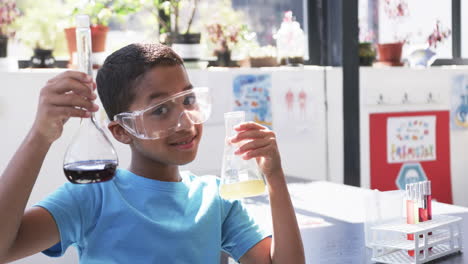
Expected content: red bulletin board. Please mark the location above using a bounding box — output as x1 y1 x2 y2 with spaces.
369 111 452 204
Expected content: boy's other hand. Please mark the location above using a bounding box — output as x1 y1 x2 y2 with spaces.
230 122 283 184
31 71 99 143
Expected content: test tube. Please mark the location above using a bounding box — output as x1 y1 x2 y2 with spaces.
418 182 428 222
417 181 428 244
426 181 432 220
426 181 433 244
406 184 415 225
406 183 416 256
411 184 419 224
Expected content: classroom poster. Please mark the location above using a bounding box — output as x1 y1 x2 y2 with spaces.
370 111 452 204
279 73 316 133
232 74 272 129
451 75 468 129
387 116 436 163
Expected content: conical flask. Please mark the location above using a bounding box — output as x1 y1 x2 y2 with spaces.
219 111 266 199
63 15 118 184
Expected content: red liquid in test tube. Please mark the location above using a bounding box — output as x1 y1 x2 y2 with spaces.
426 181 433 250
406 184 417 257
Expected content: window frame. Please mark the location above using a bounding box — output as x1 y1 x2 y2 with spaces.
306 0 467 66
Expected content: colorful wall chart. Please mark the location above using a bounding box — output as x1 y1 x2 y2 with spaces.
232 74 272 129
370 111 452 204
387 116 436 163
451 75 468 129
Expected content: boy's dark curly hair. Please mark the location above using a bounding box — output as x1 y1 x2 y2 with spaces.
96 43 184 120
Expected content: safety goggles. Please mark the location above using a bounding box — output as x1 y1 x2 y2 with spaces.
114 87 212 140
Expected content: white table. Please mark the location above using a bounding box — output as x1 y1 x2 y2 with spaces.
241 180 468 264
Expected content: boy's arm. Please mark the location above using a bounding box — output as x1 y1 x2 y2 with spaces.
231 122 305 264
0 71 98 262
3 207 59 263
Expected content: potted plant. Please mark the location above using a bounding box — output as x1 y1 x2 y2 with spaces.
64 0 141 63
358 25 376 66
427 20 451 51
202 0 254 66
146 0 202 61
407 20 451 67
205 23 252 67
15 0 67 68
275 11 306 66
359 42 377 66
0 0 21 58
377 0 409 66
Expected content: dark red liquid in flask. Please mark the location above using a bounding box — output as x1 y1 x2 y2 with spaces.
64 160 117 184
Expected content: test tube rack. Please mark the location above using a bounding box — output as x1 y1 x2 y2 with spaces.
370 215 463 264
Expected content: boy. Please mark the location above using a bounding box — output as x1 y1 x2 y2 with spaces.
0 44 304 263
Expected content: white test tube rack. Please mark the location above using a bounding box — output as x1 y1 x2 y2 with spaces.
370 215 463 264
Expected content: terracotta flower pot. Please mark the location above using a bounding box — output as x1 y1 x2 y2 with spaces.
90 25 109 52
249 57 279 67
377 42 404 65
64 25 109 65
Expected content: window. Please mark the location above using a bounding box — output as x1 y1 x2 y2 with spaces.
232 0 308 46
359 0 453 59
231 0 309 59
462 0 468 58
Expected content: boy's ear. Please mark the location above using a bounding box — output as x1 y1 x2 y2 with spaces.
108 121 132 144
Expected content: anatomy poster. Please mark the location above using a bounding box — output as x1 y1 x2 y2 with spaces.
275 73 315 134
284 83 311 121
233 74 272 129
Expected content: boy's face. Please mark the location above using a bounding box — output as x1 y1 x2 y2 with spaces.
126 65 202 166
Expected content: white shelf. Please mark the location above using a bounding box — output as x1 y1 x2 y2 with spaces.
372 215 462 234
371 229 460 250
370 214 463 264
372 244 461 264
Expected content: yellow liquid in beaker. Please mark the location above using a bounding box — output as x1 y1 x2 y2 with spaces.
219 180 266 199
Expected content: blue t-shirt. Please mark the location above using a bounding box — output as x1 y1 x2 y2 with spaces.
35 169 270 264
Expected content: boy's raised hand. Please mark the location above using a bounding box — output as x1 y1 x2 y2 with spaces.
0 70 99 262
230 122 283 183
231 122 305 264
32 71 99 143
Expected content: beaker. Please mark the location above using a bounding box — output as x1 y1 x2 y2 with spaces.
63 15 118 184
219 111 266 199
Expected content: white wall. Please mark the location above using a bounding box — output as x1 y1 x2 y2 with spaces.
325 67 344 184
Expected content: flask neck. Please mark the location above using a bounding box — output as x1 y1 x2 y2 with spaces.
81 114 99 129
225 123 236 138
76 28 93 76
224 112 245 138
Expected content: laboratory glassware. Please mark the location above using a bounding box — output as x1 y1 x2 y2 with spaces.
219 111 266 199
63 15 118 184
